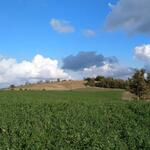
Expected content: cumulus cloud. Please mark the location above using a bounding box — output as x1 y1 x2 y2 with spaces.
134 44 150 72
106 0 150 35
82 63 135 79
83 29 96 38
0 54 69 87
63 51 118 71
135 44 150 62
50 18 75 33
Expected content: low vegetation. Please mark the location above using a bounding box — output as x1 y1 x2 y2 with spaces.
85 69 150 100
0 90 150 149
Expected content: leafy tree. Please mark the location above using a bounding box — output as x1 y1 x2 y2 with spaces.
10 84 15 90
146 73 150 88
95 76 105 81
85 78 95 87
129 69 147 100
86 76 128 89
84 77 92 82
57 78 60 82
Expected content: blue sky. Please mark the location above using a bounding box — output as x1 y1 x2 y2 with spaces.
0 0 111 59
0 0 147 63
0 0 150 86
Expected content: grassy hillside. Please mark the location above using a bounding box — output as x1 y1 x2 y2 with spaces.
0 90 150 149
14 80 87 91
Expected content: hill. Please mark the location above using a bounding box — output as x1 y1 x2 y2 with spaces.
14 80 87 91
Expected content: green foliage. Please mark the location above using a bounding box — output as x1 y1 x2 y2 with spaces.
95 76 105 81
0 90 150 149
129 69 147 99
9 84 15 90
85 76 128 89
146 73 150 88
84 78 95 86
85 69 150 99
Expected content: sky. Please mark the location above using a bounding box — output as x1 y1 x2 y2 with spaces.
0 0 150 87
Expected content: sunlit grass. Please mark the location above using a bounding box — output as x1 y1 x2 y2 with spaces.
0 90 150 149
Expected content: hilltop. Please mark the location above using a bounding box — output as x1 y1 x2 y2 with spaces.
13 80 87 91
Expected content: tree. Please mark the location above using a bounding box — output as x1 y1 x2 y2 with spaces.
95 76 105 81
146 73 150 88
129 69 147 100
57 78 60 82
10 84 15 90
85 78 95 87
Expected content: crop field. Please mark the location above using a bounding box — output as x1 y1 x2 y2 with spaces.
0 90 150 149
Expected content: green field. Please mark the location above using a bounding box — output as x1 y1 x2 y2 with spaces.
0 90 150 149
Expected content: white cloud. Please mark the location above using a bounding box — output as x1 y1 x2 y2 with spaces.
50 18 75 33
83 29 96 38
0 54 70 87
82 63 134 79
134 44 150 62
106 0 150 35
134 44 150 72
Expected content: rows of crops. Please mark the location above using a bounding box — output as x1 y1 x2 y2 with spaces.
0 90 150 149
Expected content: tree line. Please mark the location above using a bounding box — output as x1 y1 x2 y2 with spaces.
85 69 150 100
85 76 128 89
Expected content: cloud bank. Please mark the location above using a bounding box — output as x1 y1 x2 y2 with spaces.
50 18 75 33
63 51 133 79
63 51 118 71
106 0 150 35
82 64 135 79
0 51 137 88
0 54 69 87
